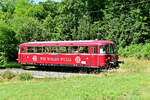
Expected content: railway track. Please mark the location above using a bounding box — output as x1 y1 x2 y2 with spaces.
0 65 119 78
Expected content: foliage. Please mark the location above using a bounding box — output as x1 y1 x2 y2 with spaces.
26 5 46 20
10 17 47 42
0 22 18 61
0 52 7 65
119 44 150 59
0 0 18 13
14 0 31 17
0 11 12 23
18 73 33 80
0 70 16 80
0 62 22 68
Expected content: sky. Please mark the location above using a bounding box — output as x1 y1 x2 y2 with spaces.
35 0 61 3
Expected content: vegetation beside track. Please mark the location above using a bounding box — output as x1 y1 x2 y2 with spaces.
0 62 35 69
0 58 150 100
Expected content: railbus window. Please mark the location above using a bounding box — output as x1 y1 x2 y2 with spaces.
27 47 34 53
100 45 115 54
36 47 42 53
91 46 98 54
43 46 51 53
21 47 26 53
94 46 98 54
113 45 118 54
100 45 106 54
51 46 59 53
70 46 79 53
79 46 88 53
60 46 68 53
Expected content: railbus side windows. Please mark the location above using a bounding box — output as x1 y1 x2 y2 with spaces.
43 46 51 53
21 47 26 53
26 46 89 54
79 46 88 53
69 46 89 54
94 46 98 54
70 46 79 53
113 45 118 54
91 46 98 54
27 47 34 53
100 45 106 54
36 47 42 53
27 47 42 53
60 46 68 53
100 45 115 54
51 46 59 53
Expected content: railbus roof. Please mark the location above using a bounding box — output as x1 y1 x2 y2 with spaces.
20 40 114 47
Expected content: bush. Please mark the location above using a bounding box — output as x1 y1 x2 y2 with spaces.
0 52 7 65
0 23 18 61
18 73 33 80
118 43 150 59
1 70 16 80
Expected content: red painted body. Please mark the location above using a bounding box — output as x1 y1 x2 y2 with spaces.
18 40 119 68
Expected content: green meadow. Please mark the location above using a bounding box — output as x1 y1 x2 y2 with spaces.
0 58 150 100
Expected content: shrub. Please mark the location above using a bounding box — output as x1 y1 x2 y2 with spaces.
118 43 150 59
0 52 7 65
18 73 33 80
1 70 16 80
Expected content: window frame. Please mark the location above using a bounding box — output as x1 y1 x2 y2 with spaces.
100 44 116 54
25 45 90 54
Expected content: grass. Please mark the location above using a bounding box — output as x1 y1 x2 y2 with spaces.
0 58 150 100
0 62 22 68
0 62 35 69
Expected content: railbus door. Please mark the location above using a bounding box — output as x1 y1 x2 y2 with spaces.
20 46 26 64
91 45 98 67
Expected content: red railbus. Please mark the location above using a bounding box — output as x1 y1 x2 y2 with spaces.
18 40 123 68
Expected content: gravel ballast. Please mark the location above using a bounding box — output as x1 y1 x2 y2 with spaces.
0 68 87 78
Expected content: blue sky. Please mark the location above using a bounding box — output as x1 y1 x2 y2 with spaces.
35 0 61 3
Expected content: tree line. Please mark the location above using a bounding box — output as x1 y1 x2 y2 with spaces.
0 0 150 63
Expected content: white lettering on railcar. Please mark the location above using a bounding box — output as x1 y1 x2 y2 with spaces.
60 58 72 62
39 57 72 62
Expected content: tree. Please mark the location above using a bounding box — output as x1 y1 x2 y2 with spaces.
87 0 105 22
0 0 18 13
10 17 47 42
0 11 12 24
52 0 89 40
39 0 58 18
14 0 31 17
0 22 18 61
26 5 46 20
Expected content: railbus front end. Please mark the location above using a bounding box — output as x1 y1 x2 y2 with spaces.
18 40 123 69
